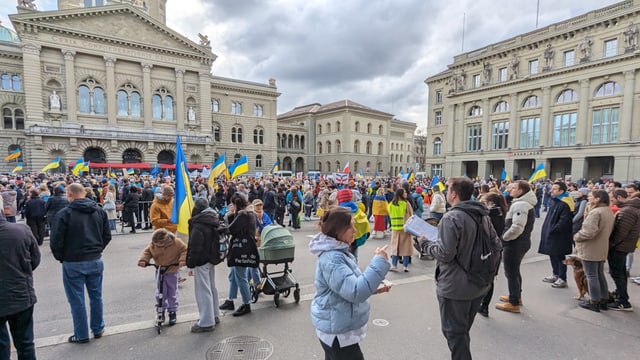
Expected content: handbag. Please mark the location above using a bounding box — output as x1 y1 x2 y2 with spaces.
227 237 260 268
103 201 116 211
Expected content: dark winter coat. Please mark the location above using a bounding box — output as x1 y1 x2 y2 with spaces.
263 189 277 213
124 191 140 211
0 216 40 317
187 208 223 268
539 196 574 256
50 198 111 263
45 194 69 225
24 197 46 220
609 197 640 253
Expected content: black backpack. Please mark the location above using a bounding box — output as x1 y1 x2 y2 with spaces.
452 208 502 287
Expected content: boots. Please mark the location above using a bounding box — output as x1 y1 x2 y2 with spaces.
599 300 609 311
498 295 523 305
219 300 235 310
168 311 177 325
232 303 251 317
495 302 521 313
579 300 600 312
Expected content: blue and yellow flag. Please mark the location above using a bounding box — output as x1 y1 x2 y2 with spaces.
269 160 279 175
430 175 445 191
208 153 227 187
500 168 511 182
228 155 248 179
5 148 21 161
81 161 90 174
41 156 61 172
170 136 193 235
528 163 547 183
126 168 135 175
407 170 414 182
71 157 85 176
11 162 23 173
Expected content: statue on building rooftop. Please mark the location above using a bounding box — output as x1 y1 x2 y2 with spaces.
17 0 37 10
198 33 211 46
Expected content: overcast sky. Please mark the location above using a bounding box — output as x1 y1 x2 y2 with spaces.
1 0 621 128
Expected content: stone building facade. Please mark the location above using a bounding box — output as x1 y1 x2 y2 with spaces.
425 0 640 183
1 0 279 174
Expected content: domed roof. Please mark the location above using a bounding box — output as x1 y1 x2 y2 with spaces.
0 21 20 44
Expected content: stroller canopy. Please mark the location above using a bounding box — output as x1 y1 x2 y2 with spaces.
261 225 294 249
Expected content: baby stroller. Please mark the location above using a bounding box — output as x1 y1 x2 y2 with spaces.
412 217 440 260
251 225 300 307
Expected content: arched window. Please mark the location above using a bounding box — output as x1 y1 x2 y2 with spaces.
434 137 442 156
367 123 372 133
335 161 341 172
326 161 331 172
300 135 305 149
355 121 360 132
336 121 341 132
211 99 220 112
557 89 578 103
366 161 371 171
152 95 162 119
400 154 403 162
294 135 300 148
522 95 541 108
468 105 483 116
288 134 293 148
318 162 322 172
231 127 243 143
336 140 341 153
326 141 332 153
116 84 141 118
318 142 323 154
366 141 372 154
354 140 360 153
317 124 322 134
281 134 286 148
377 142 383 155
493 101 509 113
255 155 263 168
379 125 384 135
2 108 25 130
77 79 105 114
327 123 331 133
152 88 174 120
213 123 221 141
354 161 359 172
594 81 622 97
253 128 264 144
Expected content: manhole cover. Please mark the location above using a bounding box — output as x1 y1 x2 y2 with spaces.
372 319 389 327
207 336 273 360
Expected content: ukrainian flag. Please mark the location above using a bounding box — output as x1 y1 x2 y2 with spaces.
208 153 227 187
126 168 135 175
11 162 23 173
269 160 279 175
81 161 90 174
430 175 445 191
501 168 511 182
170 136 193 235
5 148 21 161
228 155 249 179
71 157 85 176
41 157 61 172
529 163 547 183
407 170 415 182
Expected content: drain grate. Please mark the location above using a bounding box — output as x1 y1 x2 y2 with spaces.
206 336 274 360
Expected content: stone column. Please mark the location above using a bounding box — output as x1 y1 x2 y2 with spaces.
620 70 635 142
199 72 212 134
481 98 490 151
175 68 184 131
508 93 518 148
576 79 590 145
446 104 456 153
22 43 44 125
105 57 117 126
571 157 586 181
142 63 153 129
62 50 77 122
541 86 551 147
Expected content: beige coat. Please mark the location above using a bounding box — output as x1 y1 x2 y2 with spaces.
574 204 615 261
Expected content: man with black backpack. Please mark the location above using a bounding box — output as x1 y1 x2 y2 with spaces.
424 177 501 360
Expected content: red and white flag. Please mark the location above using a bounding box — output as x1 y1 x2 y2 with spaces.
343 162 350 174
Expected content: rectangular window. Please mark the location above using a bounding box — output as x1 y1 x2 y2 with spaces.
231 101 242 115
498 67 507 82
491 120 509 150
253 104 264 117
431 164 443 177
552 112 577 146
434 111 442 126
591 107 619 144
529 59 539 75
563 50 575 67
604 39 618 58
466 124 482 152
433 140 442 156
472 74 481 88
519 117 540 148
435 90 443 104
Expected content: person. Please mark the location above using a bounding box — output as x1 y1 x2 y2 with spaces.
478 192 507 317
262 182 277 222
310 207 391 360
337 188 370 261
187 198 224 333
0 208 40 360
251 198 272 287
411 187 424 219
539 181 575 289
574 190 615 312
286 185 303 230
495 180 537 314
50 183 111 343
23 189 46 245
371 187 389 238
46 185 68 234
424 177 498 360
219 194 258 316
430 186 446 220
275 186 287 227
572 187 589 236
137 228 187 326
149 185 177 233
303 188 314 221
387 188 413 272
140 181 154 230
123 185 140 233
607 189 640 311
103 184 118 231
1 185 18 223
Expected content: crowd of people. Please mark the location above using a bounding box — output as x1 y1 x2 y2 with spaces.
1 171 639 359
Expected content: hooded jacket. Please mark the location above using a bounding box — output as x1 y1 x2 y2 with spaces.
502 190 537 242
138 232 187 273
187 208 223 268
1 189 17 217
609 196 640 253
310 233 390 335
45 193 69 224
150 194 177 233
426 200 497 300
0 216 40 317
50 198 111 262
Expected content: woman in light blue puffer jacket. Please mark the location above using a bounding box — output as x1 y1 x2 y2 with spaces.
310 207 391 359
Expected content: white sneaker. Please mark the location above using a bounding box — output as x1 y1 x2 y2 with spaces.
542 275 558 283
551 279 567 288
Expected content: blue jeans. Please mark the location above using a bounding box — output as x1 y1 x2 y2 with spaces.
0 306 36 360
62 259 105 340
583 260 608 302
227 267 251 304
248 267 261 288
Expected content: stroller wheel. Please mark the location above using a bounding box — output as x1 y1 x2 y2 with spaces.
274 293 280 308
283 289 291 298
294 289 300 304
251 289 259 303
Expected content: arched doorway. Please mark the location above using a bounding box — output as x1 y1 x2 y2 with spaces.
282 156 293 171
84 147 106 163
122 148 143 163
157 150 175 165
295 157 304 172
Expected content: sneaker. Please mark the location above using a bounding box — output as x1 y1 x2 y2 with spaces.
498 295 523 305
168 311 177 326
551 279 567 288
495 302 521 313
93 330 104 339
191 323 215 333
232 303 251 317
579 301 600 312
633 278 640 285
542 275 559 283
403 267 409 273
389 266 398 272
219 300 235 311
68 335 90 344
607 301 633 311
